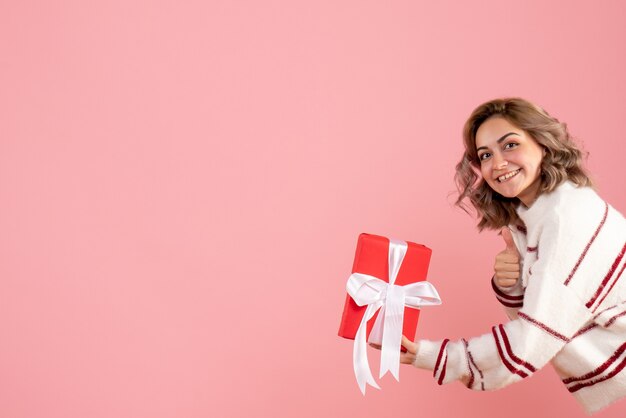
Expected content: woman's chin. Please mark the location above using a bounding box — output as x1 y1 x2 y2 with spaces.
493 185 520 199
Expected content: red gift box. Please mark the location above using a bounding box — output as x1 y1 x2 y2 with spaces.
338 233 432 349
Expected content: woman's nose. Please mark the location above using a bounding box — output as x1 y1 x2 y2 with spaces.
493 154 508 170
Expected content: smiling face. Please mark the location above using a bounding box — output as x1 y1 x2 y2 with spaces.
475 116 545 206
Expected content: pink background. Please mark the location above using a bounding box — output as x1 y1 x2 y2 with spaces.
1 1 625 417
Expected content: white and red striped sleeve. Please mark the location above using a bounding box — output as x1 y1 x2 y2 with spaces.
412 200 608 391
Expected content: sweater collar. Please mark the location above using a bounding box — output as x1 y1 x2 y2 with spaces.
516 180 577 226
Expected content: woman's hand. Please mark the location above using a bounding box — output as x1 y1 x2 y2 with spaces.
368 335 419 365
494 227 520 288
400 335 419 364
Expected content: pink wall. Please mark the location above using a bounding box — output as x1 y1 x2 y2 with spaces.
1 1 625 417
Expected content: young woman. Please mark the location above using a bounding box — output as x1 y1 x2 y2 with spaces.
401 98 626 414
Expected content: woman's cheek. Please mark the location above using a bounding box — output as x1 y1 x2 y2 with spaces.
480 164 490 181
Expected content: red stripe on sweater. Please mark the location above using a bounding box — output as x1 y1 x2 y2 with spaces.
498 299 524 308
593 257 626 311
571 323 598 339
496 297 524 308
516 225 527 234
433 339 449 379
605 310 626 328
592 302 622 322
438 352 449 385
564 202 609 286
526 246 538 252
563 342 626 384
566 345 626 393
464 339 484 380
568 355 626 393
462 339 475 389
586 242 626 309
492 326 528 378
581 301 626 333
498 324 537 372
491 278 524 301
517 312 569 342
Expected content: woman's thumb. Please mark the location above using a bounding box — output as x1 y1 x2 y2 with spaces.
501 227 518 253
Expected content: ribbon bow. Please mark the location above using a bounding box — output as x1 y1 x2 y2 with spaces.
346 238 441 394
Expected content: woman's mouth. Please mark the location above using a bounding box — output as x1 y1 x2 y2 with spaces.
497 169 521 183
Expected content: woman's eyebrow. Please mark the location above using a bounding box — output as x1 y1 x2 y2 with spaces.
476 132 519 152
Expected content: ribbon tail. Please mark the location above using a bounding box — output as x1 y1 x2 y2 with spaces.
367 305 385 347
353 305 381 394
379 285 404 380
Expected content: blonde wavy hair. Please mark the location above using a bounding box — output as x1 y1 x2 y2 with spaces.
455 97 593 231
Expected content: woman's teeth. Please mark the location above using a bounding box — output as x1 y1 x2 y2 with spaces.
497 169 521 183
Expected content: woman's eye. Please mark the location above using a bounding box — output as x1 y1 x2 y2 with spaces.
504 142 518 150
479 152 491 161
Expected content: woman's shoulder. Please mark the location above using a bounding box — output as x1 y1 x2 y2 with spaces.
552 181 601 208
555 181 625 220
518 181 605 227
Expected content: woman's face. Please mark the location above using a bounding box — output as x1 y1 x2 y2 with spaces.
475 116 545 207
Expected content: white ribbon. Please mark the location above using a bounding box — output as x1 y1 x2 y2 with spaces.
346 238 441 394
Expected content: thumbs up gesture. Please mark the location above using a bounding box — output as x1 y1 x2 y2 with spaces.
494 227 520 288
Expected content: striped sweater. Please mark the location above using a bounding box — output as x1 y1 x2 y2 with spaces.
413 181 626 414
